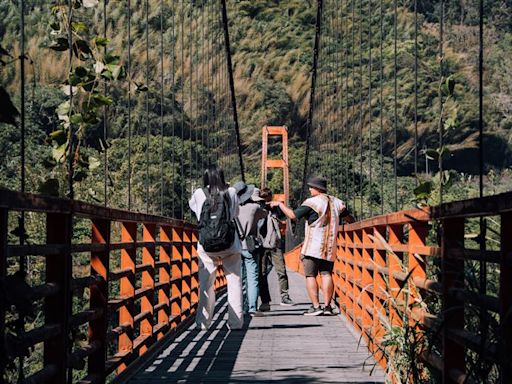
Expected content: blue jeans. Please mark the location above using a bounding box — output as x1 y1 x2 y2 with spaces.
241 249 259 312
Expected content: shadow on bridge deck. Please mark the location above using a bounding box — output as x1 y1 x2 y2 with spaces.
128 270 385 384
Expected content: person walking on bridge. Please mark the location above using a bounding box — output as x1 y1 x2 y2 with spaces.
270 176 354 316
189 165 244 330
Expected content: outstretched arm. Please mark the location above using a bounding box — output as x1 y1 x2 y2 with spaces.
270 201 296 221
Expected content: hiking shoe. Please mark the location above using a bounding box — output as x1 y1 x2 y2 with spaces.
303 306 323 316
249 311 264 317
259 302 271 312
280 297 295 306
323 306 336 316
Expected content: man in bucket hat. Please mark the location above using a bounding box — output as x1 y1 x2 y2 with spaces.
270 176 354 316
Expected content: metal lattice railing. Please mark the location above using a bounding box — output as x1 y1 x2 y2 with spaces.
0 188 226 383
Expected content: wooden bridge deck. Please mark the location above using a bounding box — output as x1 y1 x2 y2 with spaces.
128 269 386 383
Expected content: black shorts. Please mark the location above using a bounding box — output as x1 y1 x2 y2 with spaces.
301 255 334 277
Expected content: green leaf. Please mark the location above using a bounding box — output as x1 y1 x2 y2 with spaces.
72 39 92 60
72 21 87 33
413 181 433 201
52 143 67 163
93 94 113 106
105 64 122 80
49 37 69 51
49 129 67 144
56 100 70 117
94 37 109 47
104 54 120 65
38 179 60 197
70 113 83 124
422 148 439 161
74 66 88 78
49 22 60 31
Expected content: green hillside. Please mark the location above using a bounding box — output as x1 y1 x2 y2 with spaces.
1 0 511 217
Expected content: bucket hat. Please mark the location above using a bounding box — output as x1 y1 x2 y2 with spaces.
307 176 328 193
233 181 255 204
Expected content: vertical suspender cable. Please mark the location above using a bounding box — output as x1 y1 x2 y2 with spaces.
351 0 356 212
189 3 194 191
368 0 373 217
160 0 164 215
439 0 444 205
301 0 323 203
180 0 185 218
67 0 74 200
127 0 132 210
393 0 398 211
478 0 484 199
359 0 363 218
379 0 384 214
478 0 487 333
145 0 150 213
103 0 108 207
413 0 418 182
171 1 176 216
220 0 245 181
18 0 27 379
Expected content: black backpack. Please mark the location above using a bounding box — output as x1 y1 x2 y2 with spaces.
198 188 236 252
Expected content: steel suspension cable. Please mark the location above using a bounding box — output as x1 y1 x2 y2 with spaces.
160 0 164 215
359 0 363 218
220 0 244 180
171 0 176 216
351 0 356 213
103 0 108 207
301 0 323 203
68 0 74 201
368 0 373 217
414 0 418 182
379 0 384 214
180 0 185 218
127 0 132 210
189 2 194 194
393 0 398 211
439 0 444 204
145 0 150 213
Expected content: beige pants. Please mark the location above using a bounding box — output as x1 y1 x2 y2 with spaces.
195 250 244 330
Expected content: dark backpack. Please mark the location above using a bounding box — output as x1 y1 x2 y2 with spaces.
198 188 236 252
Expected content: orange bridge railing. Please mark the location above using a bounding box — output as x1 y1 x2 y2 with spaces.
285 192 512 384
0 189 226 383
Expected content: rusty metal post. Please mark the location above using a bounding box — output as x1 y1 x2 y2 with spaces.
373 225 387 367
119 222 137 371
171 227 183 327
388 224 404 326
140 223 156 355
89 219 110 381
181 229 192 319
157 225 172 338
260 126 289 205
499 212 512 383
190 230 199 310
441 218 465 383
45 212 73 383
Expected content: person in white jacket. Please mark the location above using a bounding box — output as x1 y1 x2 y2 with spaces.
189 165 243 330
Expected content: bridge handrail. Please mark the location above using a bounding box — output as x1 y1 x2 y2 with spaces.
0 189 226 384
284 192 512 383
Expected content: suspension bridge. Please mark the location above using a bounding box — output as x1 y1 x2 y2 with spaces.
1 0 511 383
